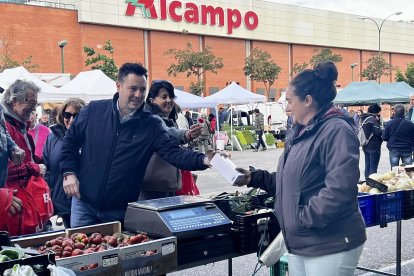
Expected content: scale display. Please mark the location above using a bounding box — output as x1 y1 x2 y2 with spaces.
124 196 232 238
160 205 230 234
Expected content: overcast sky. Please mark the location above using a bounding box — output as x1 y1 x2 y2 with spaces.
268 0 414 22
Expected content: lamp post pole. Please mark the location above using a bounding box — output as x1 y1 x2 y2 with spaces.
58 40 68 73
362 12 402 83
351 63 358 82
362 12 402 53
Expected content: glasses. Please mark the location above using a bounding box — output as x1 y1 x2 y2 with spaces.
63 112 78 120
21 98 37 106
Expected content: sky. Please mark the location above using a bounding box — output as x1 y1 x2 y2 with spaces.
267 0 414 22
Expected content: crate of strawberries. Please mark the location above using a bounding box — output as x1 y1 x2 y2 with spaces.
12 221 177 276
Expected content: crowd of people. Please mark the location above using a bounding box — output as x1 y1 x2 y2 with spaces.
0 62 225 234
2 60 414 275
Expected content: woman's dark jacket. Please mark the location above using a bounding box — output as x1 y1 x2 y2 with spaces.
360 113 382 152
43 124 71 216
249 104 366 257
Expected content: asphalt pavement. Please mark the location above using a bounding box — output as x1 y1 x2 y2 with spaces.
169 144 414 276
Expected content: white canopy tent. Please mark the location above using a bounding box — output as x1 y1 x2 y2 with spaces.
174 88 217 109
0 66 60 102
57 70 116 103
205 82 266 150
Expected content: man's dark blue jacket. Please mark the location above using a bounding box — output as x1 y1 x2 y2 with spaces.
383 117 414 152
59 93 207 211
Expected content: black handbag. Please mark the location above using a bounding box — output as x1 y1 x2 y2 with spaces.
142 153 182 192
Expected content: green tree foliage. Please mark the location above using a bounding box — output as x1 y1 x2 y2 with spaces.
290 48 343 76
395 62 414 87
361 53 393 81
309 48 343 67
243 48 282 99
83 40 118 80
290 62 309 77
0 28 39 72
164 42 224 96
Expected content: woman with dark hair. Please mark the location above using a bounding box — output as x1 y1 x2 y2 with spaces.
43 98 86 228
139 80 201 200
235 61 365 275
359 103 383 179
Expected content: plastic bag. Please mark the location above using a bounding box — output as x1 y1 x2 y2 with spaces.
3 264 37 276
175 170 200 196
48 264 76 276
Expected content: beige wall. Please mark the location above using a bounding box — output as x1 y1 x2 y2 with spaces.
57 0 414 55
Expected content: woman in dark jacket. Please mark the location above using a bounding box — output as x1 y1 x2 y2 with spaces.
43 98 86 228
139 80 201 200
360 104 383 179
235 62 365 276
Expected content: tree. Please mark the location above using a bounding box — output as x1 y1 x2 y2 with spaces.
395 62 414 88
290 48 343 76
309 48 343 67
164 42 224 96
0 28 39 72
83 40 118 80
243 48 282 99
290 62 309 77
361 53 393 82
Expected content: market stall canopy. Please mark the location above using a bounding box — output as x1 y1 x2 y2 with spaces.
381 82 414 99
174 88 216 109
57 70 116 102
333 81 407 105
204 82 266 104
0 66 59 102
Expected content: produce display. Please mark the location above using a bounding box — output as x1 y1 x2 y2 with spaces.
36 232 153 259
0 248 24 262
358 171 414 194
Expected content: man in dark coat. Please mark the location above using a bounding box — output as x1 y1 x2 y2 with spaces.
60 63 214 227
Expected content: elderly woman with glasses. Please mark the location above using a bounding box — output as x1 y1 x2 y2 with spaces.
1 80 46 189
43 98 86 228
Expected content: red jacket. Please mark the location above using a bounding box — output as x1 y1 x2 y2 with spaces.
4 113 42 188
0 188 13 230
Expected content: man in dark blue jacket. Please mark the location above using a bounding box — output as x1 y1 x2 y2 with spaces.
383 104 414 168
60 63 211 227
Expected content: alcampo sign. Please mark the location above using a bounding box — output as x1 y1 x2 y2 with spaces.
125 0 259 34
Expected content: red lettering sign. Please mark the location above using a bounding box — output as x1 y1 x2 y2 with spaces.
125 0 259 34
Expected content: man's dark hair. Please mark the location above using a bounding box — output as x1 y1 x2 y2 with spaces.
118 63 148 82
254 109 260 113
393 104 405 118
368 103 381 114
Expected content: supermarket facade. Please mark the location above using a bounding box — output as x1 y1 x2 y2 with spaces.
1 0 414 100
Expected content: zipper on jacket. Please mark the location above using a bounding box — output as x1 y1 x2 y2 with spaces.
98 124 121 210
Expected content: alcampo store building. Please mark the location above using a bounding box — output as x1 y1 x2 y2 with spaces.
1 0 414 100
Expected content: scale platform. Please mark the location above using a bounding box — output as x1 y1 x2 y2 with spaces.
124 196 232 238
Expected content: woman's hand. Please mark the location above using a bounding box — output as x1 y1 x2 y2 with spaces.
185 124 202 141
233 167 252 187
8 190 22 216
10 147 25 165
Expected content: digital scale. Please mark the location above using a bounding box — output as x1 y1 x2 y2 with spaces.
124 196 232 238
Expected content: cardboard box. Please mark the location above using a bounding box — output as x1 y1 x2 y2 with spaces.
12 226 121 276
12 221 178 276
210 154 243 185
120 237 177 276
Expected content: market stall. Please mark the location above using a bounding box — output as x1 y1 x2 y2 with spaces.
333 81 408 105
205 82 266 150
0 191 279 276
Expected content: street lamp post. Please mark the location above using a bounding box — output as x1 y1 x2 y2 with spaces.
362 12 403 53
58 40 68 73
351 63 358 82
